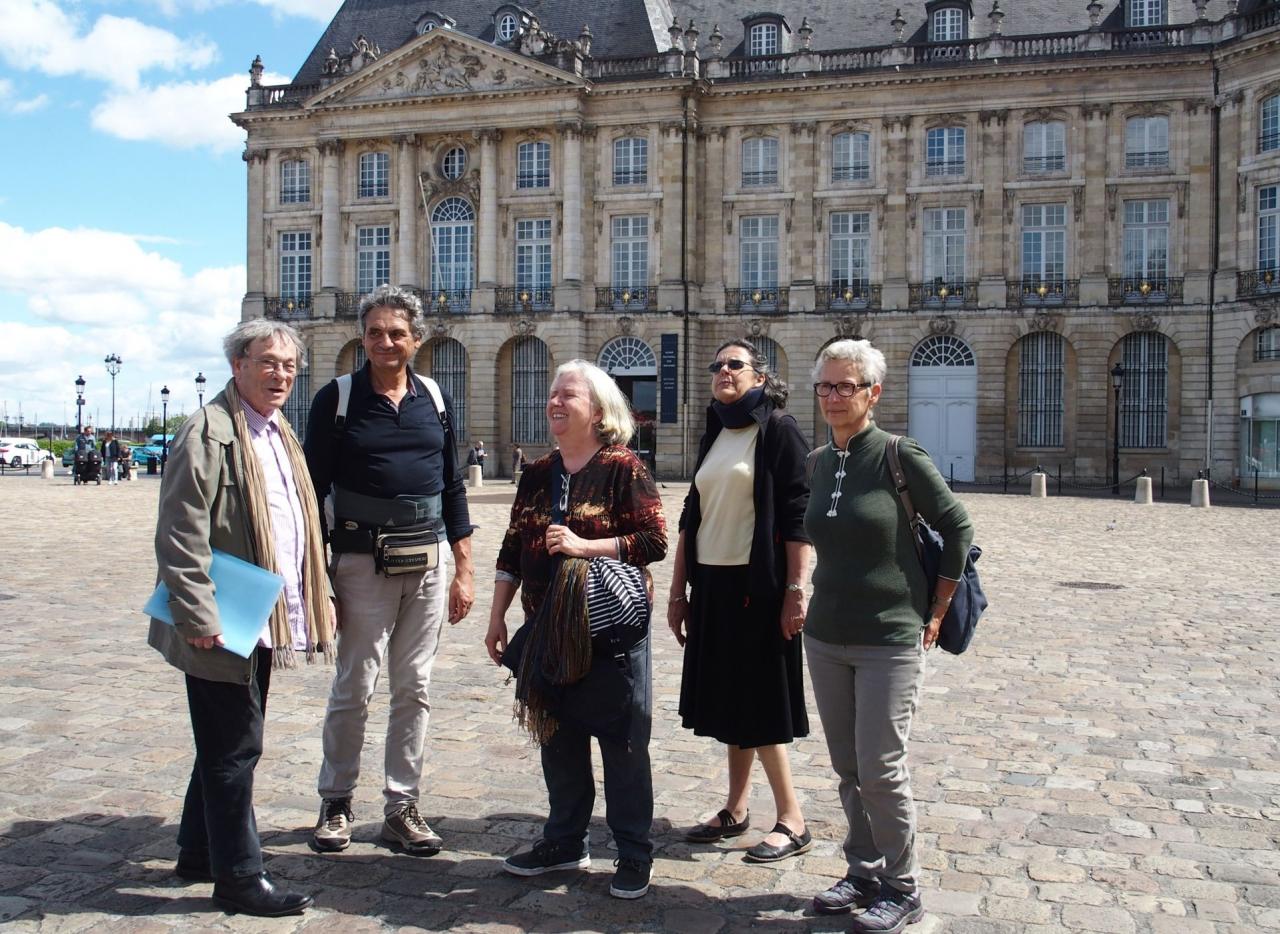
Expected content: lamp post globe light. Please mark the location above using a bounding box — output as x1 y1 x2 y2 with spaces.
104 354 122 433
195 371 207 408
160 385 170 475
75 375 86 433
1110 361 1125 495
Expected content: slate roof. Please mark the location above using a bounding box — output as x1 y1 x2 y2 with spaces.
291 0 1244 85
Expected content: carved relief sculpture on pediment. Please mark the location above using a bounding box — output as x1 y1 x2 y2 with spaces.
363 44 548 101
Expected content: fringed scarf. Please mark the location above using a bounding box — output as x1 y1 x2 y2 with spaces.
514 556 593 745
224 380 335 668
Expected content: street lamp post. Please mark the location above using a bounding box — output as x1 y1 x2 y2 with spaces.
160 385 170 475
104 354 122 433
1111 361 1125 495
195 371 207 408
75 375 86 433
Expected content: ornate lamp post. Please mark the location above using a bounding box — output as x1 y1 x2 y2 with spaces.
75 375 86 433
160 385 170 475
1110 362 1125 495
195 371 207 408
104 354 122 433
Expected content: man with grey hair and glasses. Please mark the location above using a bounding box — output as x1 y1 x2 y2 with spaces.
149 317 334 917
305 285 475 857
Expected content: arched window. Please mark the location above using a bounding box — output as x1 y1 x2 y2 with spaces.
911 335 975 368
426 338 468 435
930 7 965 41
598 336 656 376
741 137 779 187
1118 332 1168 448
430 198 475 303
748 22 779 56
512 337 549 444
832 132 870 182
1256 326 1280 362
1017 332 1064 447
497 12 519 42
1262 94 1279 153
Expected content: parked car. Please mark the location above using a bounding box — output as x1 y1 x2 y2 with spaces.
0 438 53 467
138 434 174 468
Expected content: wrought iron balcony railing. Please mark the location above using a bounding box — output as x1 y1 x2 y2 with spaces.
909 280 978 309
925 158 966 177
816 282 882 311
741 170 778 187
495 287 554 314
1023 154 1066 174
265 295 313 320
612 170 648 186
1124 150 1169 169
515 173 551 189
832 164 871 182
1107 276 1184 305
1237 267 1280 299
595 287 657 311
725 287 789 314
1007 278 1079 307
410 288 473 314
1260 132 1280 154
335 291 361 317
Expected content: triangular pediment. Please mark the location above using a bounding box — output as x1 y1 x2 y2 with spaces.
309 30 584 107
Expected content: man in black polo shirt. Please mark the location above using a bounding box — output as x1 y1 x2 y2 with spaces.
304 285 474 856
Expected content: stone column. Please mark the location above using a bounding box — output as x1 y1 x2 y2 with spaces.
1218 91 1244 294
881 116 911 309
477 129 500 290
977 109 1007 307
1079 104 1110 305
320 140 342 293
789 121 817 311
659 120 686 310
397 134 419 289
244 149 268 298
560 124 584 300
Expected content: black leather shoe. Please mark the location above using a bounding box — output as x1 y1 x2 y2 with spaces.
212 872 312 917
685 808 750 843
174 849 213 883
743 823 812 863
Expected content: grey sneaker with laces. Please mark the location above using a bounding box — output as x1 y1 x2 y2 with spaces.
381 803 443 854
849 887 925 934
814 875 881 914
313 797 353 852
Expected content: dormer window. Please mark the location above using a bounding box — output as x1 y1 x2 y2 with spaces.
1127 0 1166 28
415 11 455 36
420 20 436 33
742 14 790 57
497 12 520 42
930 7 966 41
749 23 779 56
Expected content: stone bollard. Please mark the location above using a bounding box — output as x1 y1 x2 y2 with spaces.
1134 476 1153 504
40 459 54 480
1190 478 1210 508
1030 472 1047 497
467 464 483 488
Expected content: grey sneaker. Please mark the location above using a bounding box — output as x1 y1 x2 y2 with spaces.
609 857 652 899
814 875 881 914
312 797 353 852
850 887 925 934
381 803 443 855
502 839 591 877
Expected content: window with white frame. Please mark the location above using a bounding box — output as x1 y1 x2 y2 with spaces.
430 198 475 295
1257 327 1280 361
441 146 467 180
356 226 391 294
611 216 648 289
923 207 967 286
926 126 966 177
740 215 779 289
515 218 552 292
1119 332 1168 448
1125 116 1169 169
829 212 871 291
832 132 871 182
613 137 648 186
357 151 389 198
1021 204 1067 286
930 7 965 41
1018 332 1065 448
1122 199 1170 287
512 336 549 444
279 231 311 301
1127 0 1165 27
1023 121 1066 174
748 23 779 56
1262 95 1280 153
280 159 310 204
516 141 551 188
742 137 779 187
497 12 519 42
1261 185 1279 273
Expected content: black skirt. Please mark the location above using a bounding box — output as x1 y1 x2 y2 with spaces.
678 564 809 748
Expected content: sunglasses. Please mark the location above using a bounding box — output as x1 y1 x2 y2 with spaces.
707 359 755 374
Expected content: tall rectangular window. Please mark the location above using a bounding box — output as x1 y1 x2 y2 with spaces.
611 216 648 288
357 151 389 198
279 231 311 301
740 215 779 289
515 218 552 290
1128 0 1165 27
1021 204 1067 285
742 137 779 187
748 23 779 56
1260 185 1279 275
923 208 967 285
926 127 966 177
280 159 310 204
1123 199 1169 286
1262 95 1280 153
829 211 870 289
1119 332 1168 449
356 225 391 294
516 141 551 189
613 137 648 186
832 132 871 182
1023 122 1066 174
1125 116 1169 169
1018 332 1065 448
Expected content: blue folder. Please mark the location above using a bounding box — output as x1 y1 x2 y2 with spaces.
144 549 285 659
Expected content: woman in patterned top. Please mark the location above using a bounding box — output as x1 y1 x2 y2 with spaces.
485 359 667 900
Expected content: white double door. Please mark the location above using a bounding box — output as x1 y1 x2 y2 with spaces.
908 365 977 482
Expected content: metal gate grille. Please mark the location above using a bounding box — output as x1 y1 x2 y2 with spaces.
1119 332 1167 448
512 337 549 445
1017 332 1064 447
428 338 468 438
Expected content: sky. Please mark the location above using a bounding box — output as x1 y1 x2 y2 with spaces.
0 0 344 435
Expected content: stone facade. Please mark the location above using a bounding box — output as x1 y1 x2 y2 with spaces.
233 2 1280 483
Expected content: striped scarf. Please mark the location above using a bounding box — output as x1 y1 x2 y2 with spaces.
224 380 334 668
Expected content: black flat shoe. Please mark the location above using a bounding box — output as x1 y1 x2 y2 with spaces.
743 823 812 863
212 872 313 917
685 808 750 843
174 850 213 883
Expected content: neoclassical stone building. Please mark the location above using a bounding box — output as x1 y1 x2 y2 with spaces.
233 0 1280 484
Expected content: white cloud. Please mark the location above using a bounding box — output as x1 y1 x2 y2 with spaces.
137 0 342 23
0 77 49 114
91 69 290 153
0 0 217 89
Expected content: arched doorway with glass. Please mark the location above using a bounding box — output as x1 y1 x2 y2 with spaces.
598 336 657 473
429 197 475 313
907 334 977 482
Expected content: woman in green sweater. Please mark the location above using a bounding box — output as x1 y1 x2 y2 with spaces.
804 339 973 934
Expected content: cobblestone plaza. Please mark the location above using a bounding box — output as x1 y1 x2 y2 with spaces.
0 473 1276 932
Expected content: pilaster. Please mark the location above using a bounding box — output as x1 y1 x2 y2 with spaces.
397 135 419 289
881 115 912 309
320 139 342 293
1079 104 1110 305
559 123 583 288
659 120 685 310
789 121 817 309
477 129 500 302
244 148 268 297
978 109 1008 307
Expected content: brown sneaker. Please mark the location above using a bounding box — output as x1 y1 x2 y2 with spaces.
312 797 353 853
381 803 443 855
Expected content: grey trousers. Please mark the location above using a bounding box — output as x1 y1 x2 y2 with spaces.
805 632 926 894
318 553 447 815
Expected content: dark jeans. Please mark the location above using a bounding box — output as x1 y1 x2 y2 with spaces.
540 637 653 863
177 646 272 880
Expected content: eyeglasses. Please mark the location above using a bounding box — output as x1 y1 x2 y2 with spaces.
707 359 755 374
814 381 873 398
248 356 298 375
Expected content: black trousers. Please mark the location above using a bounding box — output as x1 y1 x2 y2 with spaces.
177 646 272 880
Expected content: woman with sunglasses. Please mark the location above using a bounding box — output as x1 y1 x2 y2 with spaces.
804 339 972 933
668 338 813 863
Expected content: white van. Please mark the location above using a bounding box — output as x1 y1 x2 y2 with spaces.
0 438 53 467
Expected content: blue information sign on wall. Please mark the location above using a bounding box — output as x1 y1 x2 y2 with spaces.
660 334 678 424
